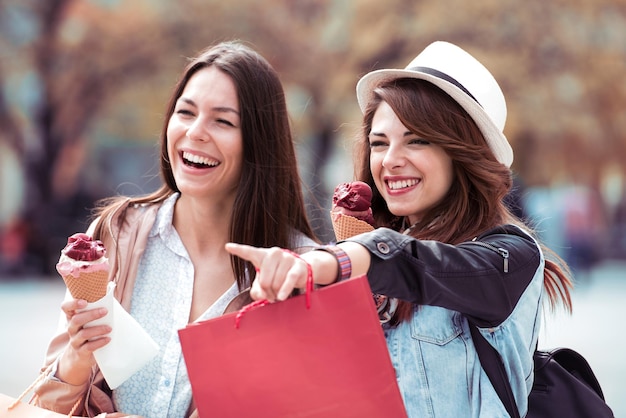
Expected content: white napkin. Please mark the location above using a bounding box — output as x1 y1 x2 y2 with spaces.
82 282 159 389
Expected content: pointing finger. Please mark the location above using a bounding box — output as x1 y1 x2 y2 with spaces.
225 243 267 268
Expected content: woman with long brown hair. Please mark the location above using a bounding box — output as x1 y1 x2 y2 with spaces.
34 40 317 417
227 41 572 417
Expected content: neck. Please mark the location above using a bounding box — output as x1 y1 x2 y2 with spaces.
402 217 420 235
173 194 233 255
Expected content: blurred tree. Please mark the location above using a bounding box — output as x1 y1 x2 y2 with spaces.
1 0 625 274
0 0 192 273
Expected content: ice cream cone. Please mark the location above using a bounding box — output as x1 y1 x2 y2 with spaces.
331 212 375 241
62 270 109 302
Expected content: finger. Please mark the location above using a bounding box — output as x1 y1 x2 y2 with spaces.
253 247 286 302
227 243 303 302
78 324 112 342
225 243 269 269
69 322 111 351
61 299 89 321
67 322 109 359
78 333 111 353
255 248 305 302
276 259 308 301
249 283 269 302
67 307 108 336
272 252 299 301
67 307 110 355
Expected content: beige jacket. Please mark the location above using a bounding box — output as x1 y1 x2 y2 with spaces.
34 200 161 417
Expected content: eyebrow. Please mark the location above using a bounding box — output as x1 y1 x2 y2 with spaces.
369 130 414 138
178 97 240 116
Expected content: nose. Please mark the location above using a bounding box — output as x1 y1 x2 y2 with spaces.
382 143 405 169
186 118 209 142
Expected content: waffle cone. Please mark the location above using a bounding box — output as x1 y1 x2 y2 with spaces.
63 270 109 302
331 212 375 241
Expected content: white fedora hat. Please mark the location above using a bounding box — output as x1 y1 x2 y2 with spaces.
356 41 513 167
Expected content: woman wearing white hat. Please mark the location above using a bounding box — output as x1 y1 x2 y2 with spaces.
227 41 573 417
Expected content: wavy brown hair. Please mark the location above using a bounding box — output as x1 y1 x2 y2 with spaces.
355 78 572 324
91 41 317 288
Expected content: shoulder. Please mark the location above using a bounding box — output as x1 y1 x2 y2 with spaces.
94 198 162 244
473 224 539 255
476 224 535 241
469 224 542 273
289 228 319 250
123 201 160 222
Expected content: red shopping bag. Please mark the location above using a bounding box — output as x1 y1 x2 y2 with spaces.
178 275 407 418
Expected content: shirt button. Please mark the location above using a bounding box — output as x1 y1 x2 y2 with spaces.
377 242 390 254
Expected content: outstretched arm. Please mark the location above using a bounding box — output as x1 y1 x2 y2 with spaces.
225 241 371 302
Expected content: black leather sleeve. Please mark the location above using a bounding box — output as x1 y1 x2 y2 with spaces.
346 225 541 327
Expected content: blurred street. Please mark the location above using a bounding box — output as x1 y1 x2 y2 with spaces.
1 260 625 416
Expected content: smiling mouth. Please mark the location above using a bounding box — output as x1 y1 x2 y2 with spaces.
182 151 219 169
387 179 419 190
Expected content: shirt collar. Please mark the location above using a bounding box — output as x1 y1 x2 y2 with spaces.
150 193 179 239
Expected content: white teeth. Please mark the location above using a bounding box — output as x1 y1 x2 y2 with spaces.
183 151 218 167
388 179 419 190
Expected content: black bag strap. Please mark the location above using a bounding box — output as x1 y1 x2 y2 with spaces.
469 325 521 418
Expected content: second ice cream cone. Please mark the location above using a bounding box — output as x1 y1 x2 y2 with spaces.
331 213 375 241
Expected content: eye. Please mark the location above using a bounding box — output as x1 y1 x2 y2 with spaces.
369 140 388 149
175 108 195 117
409 137 430 145
368 135 389 148
216 118 235 127
174 96 197 117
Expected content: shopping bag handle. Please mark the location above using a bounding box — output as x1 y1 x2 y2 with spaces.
235 249 313 329
7 362 81 417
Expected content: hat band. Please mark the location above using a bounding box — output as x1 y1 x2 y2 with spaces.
408 66 481 107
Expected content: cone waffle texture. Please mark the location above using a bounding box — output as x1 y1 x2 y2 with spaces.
63 270 109 302
331 213 375 241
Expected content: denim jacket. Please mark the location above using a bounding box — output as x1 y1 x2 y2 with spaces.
348 225 543 417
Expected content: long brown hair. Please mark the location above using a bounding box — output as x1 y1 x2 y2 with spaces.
92 41 317 288
355 78 572 323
